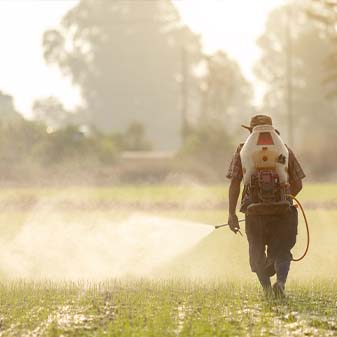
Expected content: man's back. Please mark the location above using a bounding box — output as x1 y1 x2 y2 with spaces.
226 115 305 297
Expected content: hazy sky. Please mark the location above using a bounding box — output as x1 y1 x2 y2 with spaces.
0 0 284 116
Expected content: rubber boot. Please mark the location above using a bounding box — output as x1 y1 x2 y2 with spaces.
273 260 290 298
275 260 290 284
272 282 285 298
256 271 272 297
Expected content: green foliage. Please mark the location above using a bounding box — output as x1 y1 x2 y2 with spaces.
94 136 120 165
199 51 252 131
0 91 154 176
33 126 111 166
43 0 201 149
32 96 82 130
306 0 337 97
0 118 45 166
254 1 335 126
0 86 157 184
177 123 234 180
0 94 158 184
174 50 252 181
0 91 22 121
255 1 337 177
122 122 152 151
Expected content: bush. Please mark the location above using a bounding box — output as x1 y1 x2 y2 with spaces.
176 123 234 181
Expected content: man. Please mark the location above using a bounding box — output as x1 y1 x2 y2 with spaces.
226 115 305 297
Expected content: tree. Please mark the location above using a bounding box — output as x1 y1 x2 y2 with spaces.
306 0 337 97
0 90 22 123
255 1 336 138
43 0 201 150
255 0 337 177
32 96 81 130
122 122 152 151
199 51 253 136
177 122 234 181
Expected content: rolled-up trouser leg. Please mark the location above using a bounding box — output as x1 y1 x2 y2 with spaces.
275 259 290 284
266 206 298 286
256 270 271 289
245 214 271 288
269 243 292 285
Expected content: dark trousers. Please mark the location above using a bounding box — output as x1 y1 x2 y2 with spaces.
245 206 298 287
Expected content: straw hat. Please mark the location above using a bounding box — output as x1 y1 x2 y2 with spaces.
241 115 273 132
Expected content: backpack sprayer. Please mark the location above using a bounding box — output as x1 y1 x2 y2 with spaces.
215 125 310 262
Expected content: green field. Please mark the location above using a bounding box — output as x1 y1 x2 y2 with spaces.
0 183 336 336
1 281 337 336
0 182 336 204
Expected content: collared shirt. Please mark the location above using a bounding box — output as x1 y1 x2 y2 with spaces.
226 143 306 212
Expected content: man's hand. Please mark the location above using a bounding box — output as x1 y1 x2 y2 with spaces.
228 213 240 234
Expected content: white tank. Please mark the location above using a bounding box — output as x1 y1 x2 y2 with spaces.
240 125 289 185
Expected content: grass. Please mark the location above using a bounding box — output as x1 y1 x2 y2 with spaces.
0 182 336 204
0 183 335 336
0 280 336 336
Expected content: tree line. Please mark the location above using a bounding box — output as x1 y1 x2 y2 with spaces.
0 0 336 182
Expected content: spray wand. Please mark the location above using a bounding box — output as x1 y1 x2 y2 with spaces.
214 219 245 236
214 196 310 262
